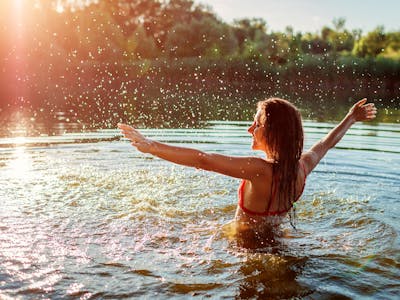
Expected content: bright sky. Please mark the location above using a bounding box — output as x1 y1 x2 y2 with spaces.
198 0 400 33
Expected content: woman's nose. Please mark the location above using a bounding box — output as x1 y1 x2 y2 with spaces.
248 122 255 134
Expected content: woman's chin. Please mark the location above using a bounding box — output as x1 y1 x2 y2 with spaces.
252 144 266 152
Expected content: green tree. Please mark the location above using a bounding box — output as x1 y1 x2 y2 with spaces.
165 17 237 58
99 0 162 37
144 0 218 51
382 31 400 59
320 18 354 54
301 33 330 55
232 18 268 57
353 26 388 57
275 26 303 62
120 26 159 60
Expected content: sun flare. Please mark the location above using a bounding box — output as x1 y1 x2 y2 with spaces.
53 0 99 13
14 136 27 145
9 145 32 178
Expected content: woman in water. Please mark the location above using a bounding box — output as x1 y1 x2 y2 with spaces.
118 98 376 247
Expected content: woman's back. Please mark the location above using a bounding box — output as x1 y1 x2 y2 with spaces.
235 159 307 225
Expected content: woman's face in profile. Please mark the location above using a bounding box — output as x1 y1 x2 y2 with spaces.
248 110 267 151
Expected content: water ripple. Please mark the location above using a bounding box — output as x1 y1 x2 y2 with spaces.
0 122 398 298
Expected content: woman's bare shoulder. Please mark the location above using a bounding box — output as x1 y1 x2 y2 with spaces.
244 157 274 180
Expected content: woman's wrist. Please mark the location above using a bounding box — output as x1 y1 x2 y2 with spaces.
145 139 157 154
345 113 356 125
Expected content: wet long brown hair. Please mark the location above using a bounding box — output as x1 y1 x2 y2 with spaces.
257 98 304 213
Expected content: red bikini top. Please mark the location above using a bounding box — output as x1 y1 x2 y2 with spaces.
238 162 306 216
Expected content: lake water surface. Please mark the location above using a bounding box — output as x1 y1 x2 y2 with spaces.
0 120 399 299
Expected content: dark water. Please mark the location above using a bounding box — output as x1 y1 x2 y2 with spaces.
1 96 399 139
0 121 399 299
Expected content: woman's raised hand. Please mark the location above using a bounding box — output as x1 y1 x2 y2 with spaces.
118 123 153 153
348 98 377 123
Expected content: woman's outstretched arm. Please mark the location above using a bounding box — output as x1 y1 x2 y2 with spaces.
301 98 377 174
118 123 269 180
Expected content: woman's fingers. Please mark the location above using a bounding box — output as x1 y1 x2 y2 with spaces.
365 103 376 114
356 98 367 107
363 103 374 108
365 103 377 120
350 99 377 122
118 124 142 135
118 124 135 133
364 103 376 112
117 123 130 130
118 123 140 134
118 124 145 143
117 123 132 128
122 131 139 141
